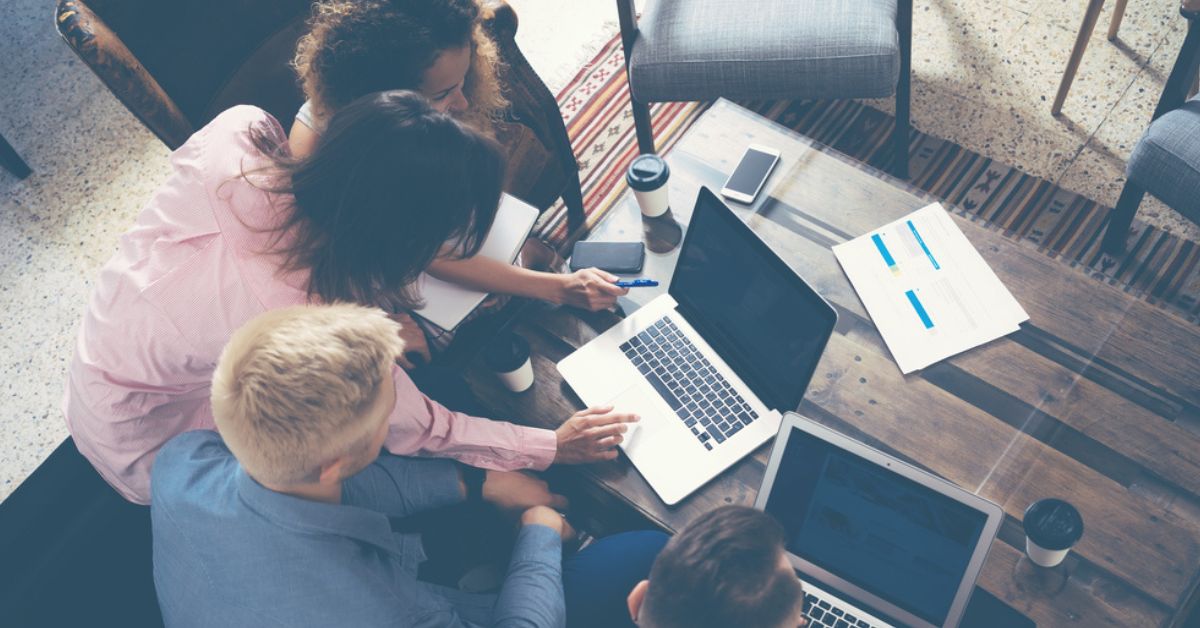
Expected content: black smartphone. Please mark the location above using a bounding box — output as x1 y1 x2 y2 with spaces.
569 241 645 273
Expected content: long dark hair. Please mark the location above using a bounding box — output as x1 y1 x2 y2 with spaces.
251 90 504 309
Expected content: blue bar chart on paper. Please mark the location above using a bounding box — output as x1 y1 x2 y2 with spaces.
832 204 1028 373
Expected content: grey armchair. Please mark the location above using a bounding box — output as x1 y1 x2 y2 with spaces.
616 0 912 178
1102 2 1200 254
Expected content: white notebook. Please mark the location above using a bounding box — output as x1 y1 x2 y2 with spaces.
412 194 540 330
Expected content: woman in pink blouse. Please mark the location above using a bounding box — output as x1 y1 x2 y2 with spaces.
65 91 636 504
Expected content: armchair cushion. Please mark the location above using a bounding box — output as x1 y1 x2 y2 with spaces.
1128 95 1200 222
628 0 900 103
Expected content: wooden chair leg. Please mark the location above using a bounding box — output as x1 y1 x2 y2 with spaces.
0 132 31 180
631 97 656 155
1102 180 1145 254
1052 0 1106 116
893 0 913 179
1107 0 1129 40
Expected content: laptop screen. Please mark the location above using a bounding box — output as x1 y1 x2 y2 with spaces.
670 188 836 411
763 428 989 625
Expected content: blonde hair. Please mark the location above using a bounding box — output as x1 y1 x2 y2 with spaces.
292 0 508 133
211 304 404 485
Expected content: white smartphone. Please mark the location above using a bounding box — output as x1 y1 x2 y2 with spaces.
720 144 781 204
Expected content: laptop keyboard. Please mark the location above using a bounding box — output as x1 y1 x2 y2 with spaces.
618 316 760 451
804 591 876 628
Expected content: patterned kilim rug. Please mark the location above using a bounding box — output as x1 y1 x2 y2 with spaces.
533 36 1200 325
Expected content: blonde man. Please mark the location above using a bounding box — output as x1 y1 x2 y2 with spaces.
151 304 666 628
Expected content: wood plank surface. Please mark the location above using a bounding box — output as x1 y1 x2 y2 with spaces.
464 100 1200 627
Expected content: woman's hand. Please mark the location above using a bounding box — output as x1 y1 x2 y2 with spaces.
553 406 640 464
387 311 432 370
556 268 628 311
481 470 568 516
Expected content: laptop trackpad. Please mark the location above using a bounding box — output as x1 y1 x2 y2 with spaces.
609 384 672 456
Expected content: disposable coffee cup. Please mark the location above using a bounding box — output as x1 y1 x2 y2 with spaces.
483 333 534 393
1023 498 1084 568
626 154 670 217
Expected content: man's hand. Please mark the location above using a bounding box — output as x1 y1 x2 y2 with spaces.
482 470 568 516
520 506 577 542
553 406 639 464
387 311 432 370
556 268 628 311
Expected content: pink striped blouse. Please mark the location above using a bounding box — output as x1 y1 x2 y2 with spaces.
63 106 556 504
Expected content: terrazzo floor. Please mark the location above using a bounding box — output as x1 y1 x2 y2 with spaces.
1 0 1196 503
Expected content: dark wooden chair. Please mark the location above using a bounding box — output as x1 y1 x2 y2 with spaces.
615 0 912 178
1101 3 1200 254
53 0 584 233
0 438 161 628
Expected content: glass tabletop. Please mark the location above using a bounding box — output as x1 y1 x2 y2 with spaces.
571 98 1200 626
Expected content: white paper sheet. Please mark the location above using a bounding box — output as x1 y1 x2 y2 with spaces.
832 203 1029 373
412 194 539 330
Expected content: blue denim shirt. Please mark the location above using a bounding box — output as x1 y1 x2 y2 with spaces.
151 431 565 628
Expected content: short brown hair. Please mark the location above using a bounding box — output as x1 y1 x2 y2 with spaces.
211 304 403 485
293 0 507 131
641 506 804 628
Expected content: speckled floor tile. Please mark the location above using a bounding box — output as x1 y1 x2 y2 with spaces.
1144 11 1193 80
1039 0 1179 58
1003 17 1144 133
1087 70 1161 161
912 0 1031 101
907 88 1032 168
1056 141 1130 207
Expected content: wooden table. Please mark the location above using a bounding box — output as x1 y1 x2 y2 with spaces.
466 99 1200 627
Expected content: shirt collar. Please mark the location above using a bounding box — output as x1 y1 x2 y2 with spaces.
235 467 402 556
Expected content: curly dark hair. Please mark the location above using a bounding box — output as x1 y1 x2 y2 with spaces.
293 0 507 131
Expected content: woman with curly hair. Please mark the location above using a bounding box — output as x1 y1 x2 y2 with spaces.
290 0 625 365
290 0 506 153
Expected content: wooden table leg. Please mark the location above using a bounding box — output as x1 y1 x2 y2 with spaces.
1108 0 1129 40
1052 0 1107 116
0 132 31 180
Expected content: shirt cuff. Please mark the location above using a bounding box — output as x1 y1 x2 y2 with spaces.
523 426 558 471
512 523 564 567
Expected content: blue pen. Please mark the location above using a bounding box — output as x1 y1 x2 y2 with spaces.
615 279 659 288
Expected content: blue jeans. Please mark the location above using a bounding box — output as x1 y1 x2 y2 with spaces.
563 530 670 628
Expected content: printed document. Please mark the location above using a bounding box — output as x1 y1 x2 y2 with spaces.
412 194 539 330
832 203 1028 373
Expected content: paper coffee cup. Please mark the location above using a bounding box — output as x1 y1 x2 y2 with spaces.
626 154 670 217
495 360 534 393
1025 538 1070 568
1023 498 1083 568
484 333 534 393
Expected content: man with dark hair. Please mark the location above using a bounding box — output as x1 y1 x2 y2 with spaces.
626 505 807 628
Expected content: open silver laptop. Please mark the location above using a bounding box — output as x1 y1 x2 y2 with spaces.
557 187 837 505
755 413 1005 628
